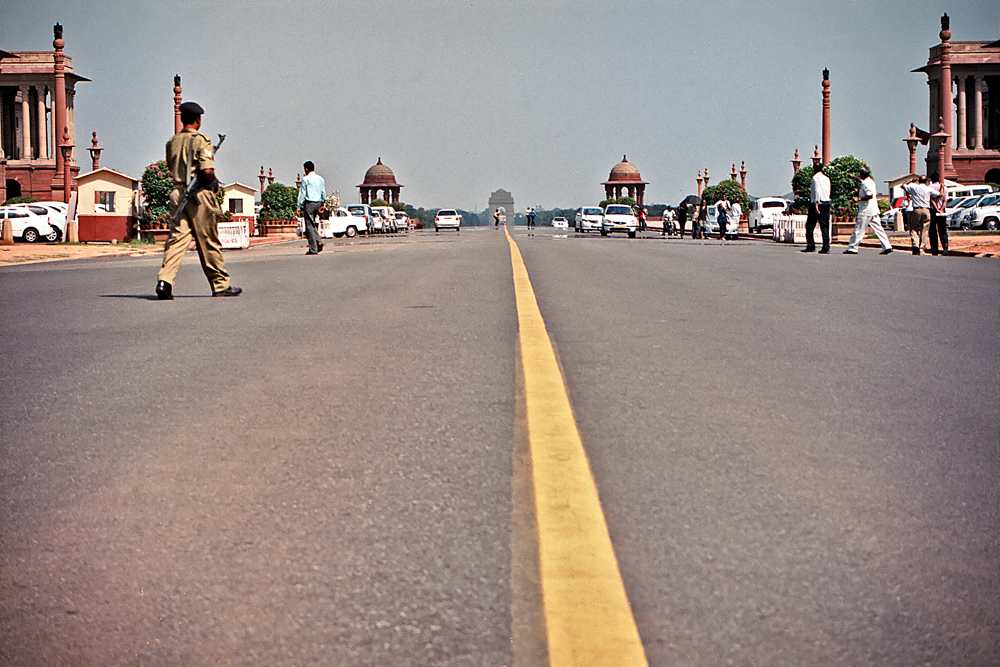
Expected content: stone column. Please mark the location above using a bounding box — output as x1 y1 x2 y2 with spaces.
20 86 31 159
938 14 957 179
67 90 76 161
821 69 831 165
51 23 68 194
173 75 182 135
956 75 967 150
974 75 984 150
37 87 48 159
929 79 939 132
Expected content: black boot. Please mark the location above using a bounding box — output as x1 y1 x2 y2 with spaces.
156 280 173 300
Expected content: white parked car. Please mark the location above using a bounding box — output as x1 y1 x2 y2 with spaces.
701 205 739 238
552 216 568 229
600 204 638 238
372 206 397 233
575 206 603 232
0 205 62 242
318 206 367 238
394 211 409 231
434 208 461 232
748 197 788 233
346 204 374 233
959 192 1000 230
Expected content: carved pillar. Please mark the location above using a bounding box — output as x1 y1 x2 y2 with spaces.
740 161 746 189
20 86 31 159
938 14 957 178
821 68 831 165
173 75 182 134
956 75 967 150
37 87 48 159
51 23 67 193
928 79 939 134
67 90 75 160
974 75 984 150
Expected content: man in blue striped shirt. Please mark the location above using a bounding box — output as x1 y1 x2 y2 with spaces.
297 161 326 255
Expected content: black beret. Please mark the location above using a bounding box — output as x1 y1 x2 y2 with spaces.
179 101 204 115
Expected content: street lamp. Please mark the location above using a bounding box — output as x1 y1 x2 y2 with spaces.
904 123 920 175
59 127 78 242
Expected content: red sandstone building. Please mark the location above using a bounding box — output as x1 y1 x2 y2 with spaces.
602 155 647 206
357 158 402 204
915 15 1000 183
0 26 86 202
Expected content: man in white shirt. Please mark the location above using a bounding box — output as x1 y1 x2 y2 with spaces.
844 168 892 255
803 163 831 253
902 175 933 255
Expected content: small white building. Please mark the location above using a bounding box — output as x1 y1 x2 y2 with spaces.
223 182 257 233
75 167 139 241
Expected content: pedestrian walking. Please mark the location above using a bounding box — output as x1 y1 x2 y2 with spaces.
527 208 536 231
695 201 708 239
844 168 893 255
902 175 933 255
297 161 325 255
493 208 500 228
155 101 241 300
803 163 831 254
730 200 742 238
928 172 950 256
637 206 646 232
716 198 730 240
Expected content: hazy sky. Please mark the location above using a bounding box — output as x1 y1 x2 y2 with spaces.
3 0 998 210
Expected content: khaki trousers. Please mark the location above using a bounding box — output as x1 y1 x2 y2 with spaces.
157 186 230 292
908 208 931 251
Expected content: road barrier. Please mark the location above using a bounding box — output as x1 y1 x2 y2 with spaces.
773 214 823 244
219 220 250 249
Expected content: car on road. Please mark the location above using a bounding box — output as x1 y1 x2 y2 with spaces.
434 209 461 232
600 204 638 238
0 205 62 243
700 205 739 238
318 206 366 238
346 204 374 234
394 211 410 231
552 216 568 229
958 192 1000 230
372 206 397 233
748 197 789 233
575 206 603 232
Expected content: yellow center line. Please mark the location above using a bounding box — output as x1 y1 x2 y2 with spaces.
505 227 648 667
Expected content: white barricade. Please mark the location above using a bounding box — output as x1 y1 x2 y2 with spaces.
773 214 822 244
219 220 250 249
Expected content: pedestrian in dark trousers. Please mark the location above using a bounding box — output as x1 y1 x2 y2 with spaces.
297 161 325 255
493 208 500 229
694 203 707 239
676 204 688 238
929 172 949 255
803 163 831 253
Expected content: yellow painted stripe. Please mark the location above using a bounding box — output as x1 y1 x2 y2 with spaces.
505 227 648 667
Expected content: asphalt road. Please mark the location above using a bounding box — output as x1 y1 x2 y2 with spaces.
1 226 997 666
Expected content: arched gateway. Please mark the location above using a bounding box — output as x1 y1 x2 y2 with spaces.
488 188 514 225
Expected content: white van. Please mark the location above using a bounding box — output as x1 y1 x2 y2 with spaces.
947 184 994 199
372 206 397 233
748 197 789 233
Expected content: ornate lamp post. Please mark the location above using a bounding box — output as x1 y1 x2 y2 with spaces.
812 145 822 169
931 117 950 181
267 168 274 186
696 170 703 197
258 166 266 197
87 131 103 170
730 163 738 182
173 75 183 135
791 149 801 175
937 14 957 179
822 69 831 165
739 161 747 189
904 123 920 175
60 128 78 242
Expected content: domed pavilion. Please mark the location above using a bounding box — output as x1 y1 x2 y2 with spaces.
357 157 403 204
602 155 648 206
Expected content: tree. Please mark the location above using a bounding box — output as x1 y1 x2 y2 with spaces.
600 196 637 208
370 198 389 208
2 196 37 206
791 155 871 217
701 179 749 216
391 201 407 212
260 183 298 222
140 160 173 227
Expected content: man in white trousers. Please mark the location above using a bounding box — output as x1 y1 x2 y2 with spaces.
844 168 893 255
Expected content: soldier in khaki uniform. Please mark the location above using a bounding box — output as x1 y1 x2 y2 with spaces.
155 101 242 299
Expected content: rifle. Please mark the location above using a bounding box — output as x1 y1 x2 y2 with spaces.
171 133 226 224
